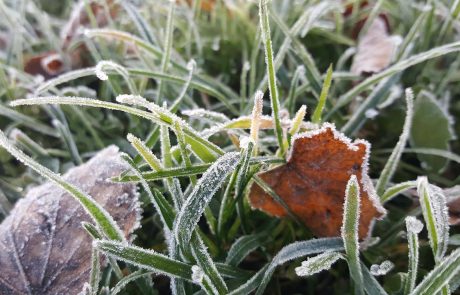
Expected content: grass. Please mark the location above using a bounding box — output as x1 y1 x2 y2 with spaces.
1 0 460 294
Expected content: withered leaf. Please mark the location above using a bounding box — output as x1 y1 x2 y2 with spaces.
0 146 141 295
249 123 385 239
350 17 400 76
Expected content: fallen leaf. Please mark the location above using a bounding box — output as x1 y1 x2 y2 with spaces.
184 0 216 12
249 123 385 239
0 146 141 295
350 17 400 76
24 0 119 79
24 51 65 79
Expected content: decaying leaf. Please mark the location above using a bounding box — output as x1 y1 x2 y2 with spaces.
0 146 140 295
184 0 216 12
350 17 400 75
249 123 385 239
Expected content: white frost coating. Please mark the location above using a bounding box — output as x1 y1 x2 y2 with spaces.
173 152 240 245
182 108 230 124
342 175 360 240
116 94 147 106
364 108 379 119
239 136 255 149
417 176 450 259
187 59 197 71
289 105 307 136
243 61 251 71
251 91 264 143
191 265 204 283
370 260 394 276
295 252 343 277
292 122 386 219
406 216 424 234
94 61 132 92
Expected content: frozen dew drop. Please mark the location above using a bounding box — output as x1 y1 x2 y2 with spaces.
191 265 204 283
405 216 424 234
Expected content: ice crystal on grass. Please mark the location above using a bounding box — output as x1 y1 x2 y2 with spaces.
406 216 424 234
370 260 394 276
295 252 343 277
191 265 204 283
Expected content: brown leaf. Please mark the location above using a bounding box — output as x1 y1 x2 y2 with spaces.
0 146 141 295
350 17 400 76
24 51 65 79
249 123 385 239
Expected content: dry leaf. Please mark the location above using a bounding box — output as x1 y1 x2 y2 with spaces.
350 17 400 75
24 0 119 78
184 0 216 12
249 123 385 239
0 146 141 295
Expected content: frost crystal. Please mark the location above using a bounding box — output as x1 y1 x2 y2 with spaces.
191 265 204 283
364 108 379 119
295 252 343 277
370 260 394 276
406 216 424 234
239 136 254 149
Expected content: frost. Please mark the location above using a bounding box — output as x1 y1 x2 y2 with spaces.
295 252 343 277
239 136 254 150
212 37 220 51
370 260 394 276
116 94 147 106
364 108 379 119
182 108 230 124
292 122 386 219
191 265 204 283
174 152 240 245
250 91 264 143
417 176 449 259
406 216 424 234
187 59 197 71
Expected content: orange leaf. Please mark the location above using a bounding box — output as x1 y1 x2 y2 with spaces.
249 123 385 239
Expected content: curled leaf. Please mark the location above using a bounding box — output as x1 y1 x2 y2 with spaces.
0 146 140 295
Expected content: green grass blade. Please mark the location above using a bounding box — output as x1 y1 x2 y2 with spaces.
94 240 193 280
410 248 460 295
228 265 269 295
381 181 417 203
376 88 414 196
341 175 364 295
417 177 450 261
258 0 284 155
110 270 152 295
404 216 424 295
0 130 125 241
255 238 344 295
174 152 240 246
311 64 333 124
225 234 263 266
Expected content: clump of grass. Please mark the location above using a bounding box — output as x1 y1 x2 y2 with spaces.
1 0 460 294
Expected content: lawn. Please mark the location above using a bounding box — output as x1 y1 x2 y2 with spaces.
0 0 460 294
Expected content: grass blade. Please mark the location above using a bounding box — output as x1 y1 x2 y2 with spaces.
404 216 424 295
258 0 284 155
94 240 193 280
255 237 344 295
295 252 343 277
381 181 417 203
311 64 333 124
341 175 364 295
417 176 450 261
410 248 460 295
376 88 414 196
174 152 240 246
0 130 125 242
